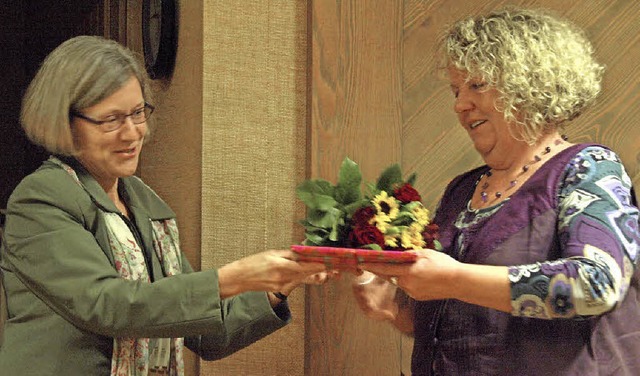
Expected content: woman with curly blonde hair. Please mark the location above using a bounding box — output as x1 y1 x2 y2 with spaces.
353 6 640 375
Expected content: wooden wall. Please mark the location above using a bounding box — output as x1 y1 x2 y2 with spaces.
307 0 640 375
308 1 406 374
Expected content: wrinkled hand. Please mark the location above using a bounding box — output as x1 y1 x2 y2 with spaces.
351 271 399 321
218 250 327 298
360 249 461 301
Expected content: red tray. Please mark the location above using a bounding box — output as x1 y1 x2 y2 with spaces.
290 245 416 268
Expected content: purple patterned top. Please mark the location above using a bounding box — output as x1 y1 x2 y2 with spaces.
454 146 639 318
411 144 640 375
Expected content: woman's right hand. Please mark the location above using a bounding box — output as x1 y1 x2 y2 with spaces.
351 271 399 322
217 250 327 299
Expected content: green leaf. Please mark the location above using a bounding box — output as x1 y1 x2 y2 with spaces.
403 201 422 211
376 163 403 192
296 179 337 211
300 220 329 233
361 243 383 250
338 158 362 187
406 172 417 186
391 210 416 224
391 213 414 226
384 226 403 235
335 185 362 206
329 224 339 241
335 158 363 205
303 237 327 246
343 199 370 217
306 207 343 229
304 231 327 245
329 215 346 242
364 182 378 198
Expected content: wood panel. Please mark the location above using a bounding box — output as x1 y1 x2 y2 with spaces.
308 1 404 375
309 0 640 374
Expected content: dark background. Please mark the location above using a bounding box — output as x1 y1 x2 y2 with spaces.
0 0 119 215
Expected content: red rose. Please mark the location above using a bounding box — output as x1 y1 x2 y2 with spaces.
352 206 376 226
424 223 439 236
422 223 440 249
393 183 421 203
348 224 385 249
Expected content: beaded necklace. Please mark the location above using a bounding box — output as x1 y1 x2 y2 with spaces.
479 135 568 204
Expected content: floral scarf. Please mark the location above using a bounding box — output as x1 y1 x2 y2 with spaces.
51 157 185 376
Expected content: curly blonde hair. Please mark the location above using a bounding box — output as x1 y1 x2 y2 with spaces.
439 7 604 144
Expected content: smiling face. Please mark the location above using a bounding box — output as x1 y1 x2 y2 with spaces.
448 67 524 168
72 76 147 192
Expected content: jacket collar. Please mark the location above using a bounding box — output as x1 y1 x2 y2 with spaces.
49 156 175 220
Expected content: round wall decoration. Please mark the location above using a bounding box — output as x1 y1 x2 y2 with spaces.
142 0 178 79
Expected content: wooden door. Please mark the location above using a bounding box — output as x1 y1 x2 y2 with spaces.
307 1 640 375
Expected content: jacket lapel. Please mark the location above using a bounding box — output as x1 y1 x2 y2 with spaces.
48 157 176 271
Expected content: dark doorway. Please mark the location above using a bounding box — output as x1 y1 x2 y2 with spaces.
0 0 125 214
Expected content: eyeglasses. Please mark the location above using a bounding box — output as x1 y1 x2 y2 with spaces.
71 102 155 132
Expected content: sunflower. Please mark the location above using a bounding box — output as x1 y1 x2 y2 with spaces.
384 234 399 248
411 204 431 226
401 222 426 250
372 191 399 220
371 214 392 233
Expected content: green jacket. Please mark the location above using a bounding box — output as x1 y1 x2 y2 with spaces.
0 157 289 375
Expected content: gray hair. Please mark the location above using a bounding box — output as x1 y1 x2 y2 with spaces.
439 7 604 144
21 35 153 155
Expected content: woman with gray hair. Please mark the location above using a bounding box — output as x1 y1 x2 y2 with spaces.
0 35 327 375
353 7 640 375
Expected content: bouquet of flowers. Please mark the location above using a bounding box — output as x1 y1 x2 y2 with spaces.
296 158 441 252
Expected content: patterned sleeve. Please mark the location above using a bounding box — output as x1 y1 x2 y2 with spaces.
509 146 640 319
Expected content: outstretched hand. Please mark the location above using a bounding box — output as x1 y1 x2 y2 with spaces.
218 250 328 299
